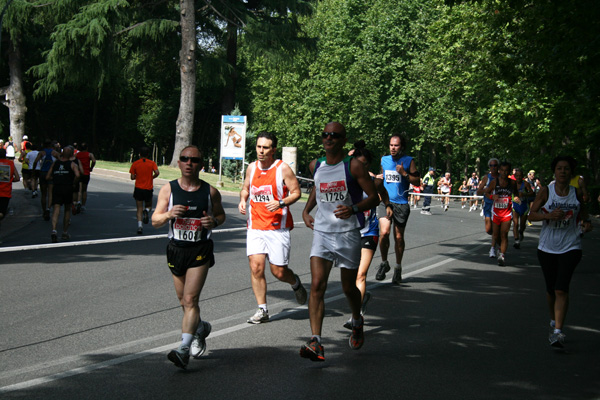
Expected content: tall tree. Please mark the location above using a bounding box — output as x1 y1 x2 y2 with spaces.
171 0 195 166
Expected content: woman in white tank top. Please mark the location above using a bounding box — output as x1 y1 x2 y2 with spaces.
528 156 593 349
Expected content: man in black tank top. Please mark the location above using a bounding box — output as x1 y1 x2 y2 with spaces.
47 146 80 243
152 145 226 369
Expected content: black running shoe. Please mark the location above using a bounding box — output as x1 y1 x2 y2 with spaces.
300 338 325 362
167 347 190 369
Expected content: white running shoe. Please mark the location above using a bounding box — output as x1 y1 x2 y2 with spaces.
498 253 505 266
247 308 269 324
190 321 212 358
489 246 497 258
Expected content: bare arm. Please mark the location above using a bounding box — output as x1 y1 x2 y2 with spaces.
302 159 318 229
238 164 252 215
90 153 96 171
333 157 378 220
264 163 301 212
152 183 173 228
528 187 550 222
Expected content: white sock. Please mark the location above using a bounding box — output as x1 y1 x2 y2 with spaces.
138 221 143 228
181 333 193 347
258 304 267 312
311 335 321 343
553 328 562 334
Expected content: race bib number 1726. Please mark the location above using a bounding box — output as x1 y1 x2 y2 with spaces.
319 180 348 203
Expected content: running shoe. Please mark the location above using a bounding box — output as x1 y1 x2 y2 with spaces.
300 337 325 362
137 227 143 235
51 231 58 243
76 203 82 214
190 321 212 358
61 232 70 241
293 274 307 305
32 190 37 198
343 317 352 330
549 332 566 348
421 210 432 215
143 209 149 224
375 260 390 281
71 204 78 215
513 239 520 249
168 345 190 369
349 317 364 350
498 253 505 267
392 267 402 285
480 210 484 217
444 205 449 212
527 221 533 227
247 308 269 324
489 246 496 258
361 291 372 315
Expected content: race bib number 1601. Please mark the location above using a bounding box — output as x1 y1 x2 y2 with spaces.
173 218 203 242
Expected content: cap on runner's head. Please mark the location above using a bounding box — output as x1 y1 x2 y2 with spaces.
23 135 28 140
429 167 435 171
528 170 535 174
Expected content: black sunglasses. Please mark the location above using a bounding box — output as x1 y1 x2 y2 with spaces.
180 156 201 164
489 164 498 167
322 131 344 139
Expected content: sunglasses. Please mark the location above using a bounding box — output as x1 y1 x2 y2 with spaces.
180 156 201 164
489 164 498 167
322 131 344 139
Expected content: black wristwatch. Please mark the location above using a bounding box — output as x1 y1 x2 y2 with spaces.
279 199 286 208
386 203 393 209
352 205 359 214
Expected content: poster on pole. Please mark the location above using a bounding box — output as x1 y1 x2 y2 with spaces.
220 115 246 160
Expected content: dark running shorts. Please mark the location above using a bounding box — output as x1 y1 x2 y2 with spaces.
390 203 411 228
133 188 153 202
361 235 379 251
0 197 9 216
80 175 91 185
52 185 73 206
167 240 215 277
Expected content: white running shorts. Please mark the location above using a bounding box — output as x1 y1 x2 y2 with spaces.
246 228 291 266
310 229 361 269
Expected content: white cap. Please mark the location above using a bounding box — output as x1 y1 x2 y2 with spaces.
23 135 28 140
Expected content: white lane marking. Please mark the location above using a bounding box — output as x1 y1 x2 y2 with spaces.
0 240 486 393
0 223 310 253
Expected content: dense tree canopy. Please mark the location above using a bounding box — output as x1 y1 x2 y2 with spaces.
0 0 598 203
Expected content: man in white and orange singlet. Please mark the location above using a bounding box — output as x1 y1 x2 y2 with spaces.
239 132 307 324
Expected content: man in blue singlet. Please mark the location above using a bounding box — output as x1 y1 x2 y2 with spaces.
375 134 420 284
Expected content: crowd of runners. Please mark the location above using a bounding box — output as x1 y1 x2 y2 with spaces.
1 128 595 366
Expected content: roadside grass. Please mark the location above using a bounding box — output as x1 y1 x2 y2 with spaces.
95 160 311 201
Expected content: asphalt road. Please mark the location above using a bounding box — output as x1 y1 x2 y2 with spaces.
1 170 599 399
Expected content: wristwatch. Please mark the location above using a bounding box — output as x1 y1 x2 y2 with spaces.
279 199 286 208
352 205 359 214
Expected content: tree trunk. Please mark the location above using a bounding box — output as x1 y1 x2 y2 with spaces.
0 35 27 149
170 0 196 167
221 20 238 115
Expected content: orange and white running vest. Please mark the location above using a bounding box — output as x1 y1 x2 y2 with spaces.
247 160 293 230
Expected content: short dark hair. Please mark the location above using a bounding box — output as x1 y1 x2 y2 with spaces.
389 133 407 150
139 146 150 158
78 142 88 151
352 140 373 163
257 132 277 148
499 161 511 171
550 155 576 173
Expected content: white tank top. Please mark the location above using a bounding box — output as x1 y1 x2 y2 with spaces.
538 183 581 254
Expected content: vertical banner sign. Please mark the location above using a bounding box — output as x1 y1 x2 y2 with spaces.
220 115 246 160
219 115 247 182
